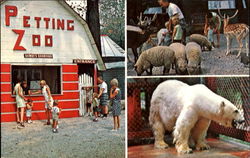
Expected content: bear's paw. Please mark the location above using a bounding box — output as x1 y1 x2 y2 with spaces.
196 142 210 151
154 141 169 149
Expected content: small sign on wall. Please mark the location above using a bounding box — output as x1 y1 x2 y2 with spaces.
24 54 53 58
73 59 96 64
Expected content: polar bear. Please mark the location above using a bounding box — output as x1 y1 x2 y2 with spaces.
149 80 244 154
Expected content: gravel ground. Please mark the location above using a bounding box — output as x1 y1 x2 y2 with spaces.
127 34 249 76
1 111 125 158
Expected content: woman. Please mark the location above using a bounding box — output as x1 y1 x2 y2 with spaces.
13 78 27 128
40 80 54 125
109 78 121 131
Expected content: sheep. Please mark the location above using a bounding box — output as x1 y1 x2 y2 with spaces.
134 46 175 76
189 34 212 51
185 42 202 75
169 43 187 74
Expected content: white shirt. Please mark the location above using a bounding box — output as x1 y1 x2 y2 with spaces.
51 106 60 114
99 82 108 93
166 3 184 20
42 85 53 102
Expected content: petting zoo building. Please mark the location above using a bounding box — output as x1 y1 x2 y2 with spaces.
0 0 106 122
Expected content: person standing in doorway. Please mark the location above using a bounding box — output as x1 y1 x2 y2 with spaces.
158 0 186 43
97 75 109 119
13 79 27 128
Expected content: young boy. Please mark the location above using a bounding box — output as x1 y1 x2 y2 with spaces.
172 17 183 43
92 93 100 122
26 99 33 124
51 100 61 133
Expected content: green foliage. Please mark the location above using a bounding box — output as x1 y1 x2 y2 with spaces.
99 0 125 48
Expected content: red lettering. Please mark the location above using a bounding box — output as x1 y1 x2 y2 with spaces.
23 16 30 27
5 5 17 26
57 19 64 30
44 17 50 29
34 17 41 28
67 20 74 31
52 18 55 29
12 29 26 50
32 35 41 46
45 35 53 47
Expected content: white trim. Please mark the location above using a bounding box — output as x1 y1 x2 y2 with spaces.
62 81 79 84
1 99 79 104
11 63 63 66
63 90 79 93
1 108 79 114
0 82 11 84
0 72 11 74
62 72 78 74
127 75 250 79
0 92 11 94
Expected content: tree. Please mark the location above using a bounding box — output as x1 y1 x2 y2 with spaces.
99 0 125 48
86 0 101 53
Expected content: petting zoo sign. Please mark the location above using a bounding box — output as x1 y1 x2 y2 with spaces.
4 5 75 51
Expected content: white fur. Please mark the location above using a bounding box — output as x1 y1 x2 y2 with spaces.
149 80 244 154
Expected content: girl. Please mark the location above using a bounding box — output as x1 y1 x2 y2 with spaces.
40 80 54 125
109 78 121 131
172 17 183 43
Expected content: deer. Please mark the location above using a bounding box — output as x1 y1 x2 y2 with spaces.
218 9 249 58
127 13 157 63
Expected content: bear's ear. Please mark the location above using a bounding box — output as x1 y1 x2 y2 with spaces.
219 101 225 115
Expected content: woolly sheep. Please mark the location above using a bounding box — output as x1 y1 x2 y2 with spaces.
169 43 187 74
134 46 175 75
189 34 212 51
185 42 202 75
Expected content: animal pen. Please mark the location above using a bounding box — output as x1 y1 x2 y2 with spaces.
127 77 250 145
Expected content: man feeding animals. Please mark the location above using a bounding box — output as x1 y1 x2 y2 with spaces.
204 12 221 48
158 0 186 43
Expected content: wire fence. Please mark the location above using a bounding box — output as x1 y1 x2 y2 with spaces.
127 77 250 144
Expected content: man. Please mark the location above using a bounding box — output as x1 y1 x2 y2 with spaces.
97 75 109 119
204 12 221 48
158 0 186 43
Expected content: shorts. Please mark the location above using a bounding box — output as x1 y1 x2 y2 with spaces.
26 109 32 117
87 103 91 108
52 114 59 121
45 100 53 109
100 93 109 106
93 106 101 112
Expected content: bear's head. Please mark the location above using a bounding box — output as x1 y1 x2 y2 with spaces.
217 101 245 128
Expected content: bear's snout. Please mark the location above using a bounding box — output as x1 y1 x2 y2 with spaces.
232 119 245 128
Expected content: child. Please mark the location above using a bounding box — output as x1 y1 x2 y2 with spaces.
172 17 183 43
51 100 61 133
109 78 121 131
85 87 93 117
92 93 100 122
26 99 33 124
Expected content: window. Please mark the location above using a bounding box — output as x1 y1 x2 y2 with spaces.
12 66 61 95
208 0 236 10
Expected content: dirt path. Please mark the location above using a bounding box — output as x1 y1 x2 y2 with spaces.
127 34 249 76
1 111 125 158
